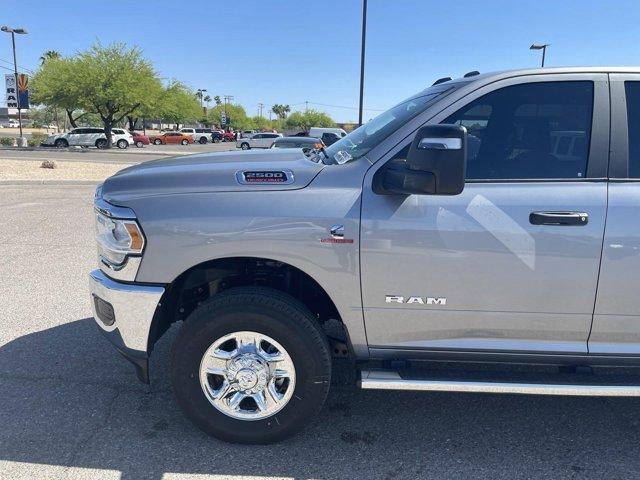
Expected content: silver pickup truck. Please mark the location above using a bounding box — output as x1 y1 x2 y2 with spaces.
90 67 640 444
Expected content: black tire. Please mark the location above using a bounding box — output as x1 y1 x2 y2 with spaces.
135 140 144 148
181 139 189 145
95 138 107 149
240 142 250 150
117 139 128 149
54 139 68 148
171 287 331 444
199 137 207 144
154 138 162 145
213 137 220 143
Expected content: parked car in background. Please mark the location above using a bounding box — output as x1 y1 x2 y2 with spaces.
42 127 133 149
272 136 324 154
180 128 213 144
211 131 223 143
0 119 20 128
148 132 194 145
111 129 135 148
222 131 236 142
237 132 283 150
240 130 256 139
131 132 150 148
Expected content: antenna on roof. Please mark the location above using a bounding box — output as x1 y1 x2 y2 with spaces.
432 76 452 86
463 71 480 78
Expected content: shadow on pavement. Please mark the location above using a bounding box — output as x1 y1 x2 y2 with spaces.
1 318 640 480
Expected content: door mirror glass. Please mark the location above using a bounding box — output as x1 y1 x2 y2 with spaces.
375 124 467 195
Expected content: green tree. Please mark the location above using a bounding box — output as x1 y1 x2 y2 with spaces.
271 104 290 119
284 109 334 132
250 115 272 131
156 81 202 130
30 57 88 128
71 43 162 147
207 103 249 130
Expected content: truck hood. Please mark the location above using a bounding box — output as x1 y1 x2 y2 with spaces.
102 149 325 203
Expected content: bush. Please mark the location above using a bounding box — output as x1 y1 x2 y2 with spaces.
40 160 56 169
0 136 15 147
28 132 48 147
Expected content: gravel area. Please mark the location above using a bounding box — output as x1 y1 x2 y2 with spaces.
0 159 133 181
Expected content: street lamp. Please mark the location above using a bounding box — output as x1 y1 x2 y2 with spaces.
530 43 549 68
1 26 28 145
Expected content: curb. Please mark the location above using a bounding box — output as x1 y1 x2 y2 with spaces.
0 180 100 186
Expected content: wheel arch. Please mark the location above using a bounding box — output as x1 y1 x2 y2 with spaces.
148 256 352 357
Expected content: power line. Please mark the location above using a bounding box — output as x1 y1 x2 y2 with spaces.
291 101 384 112
0 57 35 75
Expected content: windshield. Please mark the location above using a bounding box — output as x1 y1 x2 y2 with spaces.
320 86 455 164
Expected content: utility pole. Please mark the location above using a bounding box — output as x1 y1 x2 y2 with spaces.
305 100 308 112
1 26 28 145
358 0 367 126
257 102 264 118
223 95 234 129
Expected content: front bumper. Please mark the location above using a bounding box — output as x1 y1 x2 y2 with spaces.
89 269 165 383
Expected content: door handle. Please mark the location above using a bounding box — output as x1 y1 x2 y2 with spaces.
529 211 589 226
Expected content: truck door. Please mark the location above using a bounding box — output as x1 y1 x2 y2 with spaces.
361 74 609 355
590 74 640 354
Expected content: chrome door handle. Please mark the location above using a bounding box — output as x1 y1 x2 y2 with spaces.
529 211 589 226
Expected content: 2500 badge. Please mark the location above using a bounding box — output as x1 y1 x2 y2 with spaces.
237 170 294 185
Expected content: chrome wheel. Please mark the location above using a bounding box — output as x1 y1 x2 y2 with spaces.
199 331 296 421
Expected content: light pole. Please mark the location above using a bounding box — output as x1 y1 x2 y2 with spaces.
530 43 549 67
1 26 28 145
197 88 207 123
358 0 367 126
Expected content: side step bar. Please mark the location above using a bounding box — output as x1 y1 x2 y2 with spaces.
359 370 640 397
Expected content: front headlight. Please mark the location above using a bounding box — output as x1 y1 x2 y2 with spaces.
95 211 145 266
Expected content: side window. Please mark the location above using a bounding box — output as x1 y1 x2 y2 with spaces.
444 81 594 180
253 134 263 139
625 82 640 178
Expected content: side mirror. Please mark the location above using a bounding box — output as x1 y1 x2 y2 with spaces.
376 124 467 195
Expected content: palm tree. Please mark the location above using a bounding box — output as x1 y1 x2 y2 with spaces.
204 95 212 108
271 104 291 119
39 50 61 64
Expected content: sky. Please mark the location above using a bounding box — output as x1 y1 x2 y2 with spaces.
3 0 640 122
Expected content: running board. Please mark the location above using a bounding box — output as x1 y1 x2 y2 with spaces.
359 370 640 397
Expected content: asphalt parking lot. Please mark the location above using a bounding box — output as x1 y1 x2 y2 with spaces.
2 184 640 480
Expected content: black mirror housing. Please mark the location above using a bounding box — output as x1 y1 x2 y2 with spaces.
406 124 467 195
376 124 467 196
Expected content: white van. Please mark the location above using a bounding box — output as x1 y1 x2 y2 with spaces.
308 127 347 146
308 127 347 138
